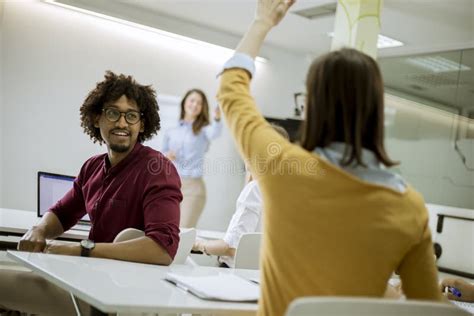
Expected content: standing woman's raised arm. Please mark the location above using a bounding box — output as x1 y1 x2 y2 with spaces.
204 107 223 140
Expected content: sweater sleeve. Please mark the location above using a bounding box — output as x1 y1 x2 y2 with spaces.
398 220 443 301
217 69 291 179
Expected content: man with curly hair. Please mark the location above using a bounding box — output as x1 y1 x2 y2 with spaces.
0 71 182 315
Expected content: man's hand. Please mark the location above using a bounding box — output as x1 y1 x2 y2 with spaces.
192 239 206 253
440 278 474 302
18 226 47 252
44 241 81 257
214 106 221 121
255 0 296 28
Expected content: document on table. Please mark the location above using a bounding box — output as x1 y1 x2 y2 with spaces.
452 301 474 314
248 276 260 284
165 273 260 302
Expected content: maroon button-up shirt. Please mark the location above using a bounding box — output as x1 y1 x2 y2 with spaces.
49 143 182 258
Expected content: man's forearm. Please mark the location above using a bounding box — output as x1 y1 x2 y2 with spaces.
34 212 64 239
18 212 64 252
91 236 173 265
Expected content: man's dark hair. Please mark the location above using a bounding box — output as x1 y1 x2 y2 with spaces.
80 71 160 144
301 48 397 167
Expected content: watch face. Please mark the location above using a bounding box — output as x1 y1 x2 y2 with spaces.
81 239 95 249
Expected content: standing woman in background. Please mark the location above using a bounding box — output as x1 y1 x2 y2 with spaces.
162 89 222 228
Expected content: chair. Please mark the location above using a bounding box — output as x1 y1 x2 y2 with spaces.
173 228 196 264
285 297 470 316
113 228 145 242
234 233 262 269
113 227 196 264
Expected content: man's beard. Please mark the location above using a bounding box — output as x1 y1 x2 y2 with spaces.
110 143 130 153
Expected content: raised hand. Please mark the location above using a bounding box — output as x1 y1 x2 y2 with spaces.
214 106 221 121
256 0 296 28
236 0 296 59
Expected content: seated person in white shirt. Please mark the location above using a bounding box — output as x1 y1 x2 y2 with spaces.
192 124 289 268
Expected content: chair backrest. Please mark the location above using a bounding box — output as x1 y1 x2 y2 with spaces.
234 233 262 269
285 297 470 316
113 228 145 243
173 228 196 264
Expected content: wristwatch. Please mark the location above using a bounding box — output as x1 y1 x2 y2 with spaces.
80 239 95 257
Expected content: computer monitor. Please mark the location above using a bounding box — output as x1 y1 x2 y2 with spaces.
37 171 90 223
264 116 302 143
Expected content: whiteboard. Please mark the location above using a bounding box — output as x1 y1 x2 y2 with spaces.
144 94 181 152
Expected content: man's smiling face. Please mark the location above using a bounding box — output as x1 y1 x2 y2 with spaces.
95 94 144 154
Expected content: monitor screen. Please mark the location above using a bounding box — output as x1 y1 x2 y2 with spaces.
37 171 90 223
264 116 302 143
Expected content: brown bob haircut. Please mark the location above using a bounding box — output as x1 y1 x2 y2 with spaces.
80 71 160 144
179 89 210 135
301 48 397 167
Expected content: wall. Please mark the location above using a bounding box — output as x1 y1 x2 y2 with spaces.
0 1 308 230
0 0 4 208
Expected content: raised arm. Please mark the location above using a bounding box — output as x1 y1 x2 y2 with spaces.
235 0 295 58
161 130 177 161
204 107 223 140
161 130 170 153
217 0 296 178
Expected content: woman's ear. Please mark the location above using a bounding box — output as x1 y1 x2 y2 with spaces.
140 120 145 133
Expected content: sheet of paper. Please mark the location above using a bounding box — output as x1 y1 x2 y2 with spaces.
165 273 259 302
452 300 474 314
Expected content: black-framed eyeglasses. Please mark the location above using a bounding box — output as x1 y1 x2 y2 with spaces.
102 108 142 125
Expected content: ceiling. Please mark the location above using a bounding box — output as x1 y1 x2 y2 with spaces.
110 0 473 57
53 0 474 111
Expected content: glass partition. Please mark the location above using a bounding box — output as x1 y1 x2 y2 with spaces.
379 49 474 209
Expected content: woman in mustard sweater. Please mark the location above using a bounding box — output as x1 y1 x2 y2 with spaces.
217 1 442 315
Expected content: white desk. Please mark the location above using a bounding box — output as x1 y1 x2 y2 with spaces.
7 250 259 316
0 208 226 242
0 208 89 241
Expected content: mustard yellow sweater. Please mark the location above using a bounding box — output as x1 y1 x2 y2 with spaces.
217 69 442 316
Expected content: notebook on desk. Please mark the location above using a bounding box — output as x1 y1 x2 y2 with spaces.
165 273 260 302
451 301 474 314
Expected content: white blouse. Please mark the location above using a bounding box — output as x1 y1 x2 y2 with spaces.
220 180 263 268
